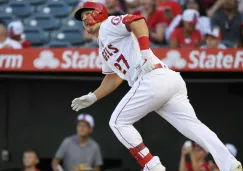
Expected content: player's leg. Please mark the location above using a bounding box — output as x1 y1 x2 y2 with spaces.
155 85 241 171
109 70 171 171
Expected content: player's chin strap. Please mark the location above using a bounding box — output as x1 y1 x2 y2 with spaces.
85 9 106 26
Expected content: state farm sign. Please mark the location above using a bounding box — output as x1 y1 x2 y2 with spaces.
32 50 102 70
188 50 243 69
0 48 243 72
0 54 23 68
60 50 101 69
155 49 243 71
0 48 101 72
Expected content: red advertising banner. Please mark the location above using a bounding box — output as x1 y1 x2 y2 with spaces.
0 48 243 72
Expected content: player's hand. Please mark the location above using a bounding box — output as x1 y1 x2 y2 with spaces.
140 49 155 73
71 92 97 111
140 57 155 73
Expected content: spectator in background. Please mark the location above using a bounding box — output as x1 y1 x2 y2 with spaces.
124 0 140 14
105 0 124 16
166 0 211 42
23 150 40 171
157 0 182 26
133 0 166 47
211 0 243 47
170 9 202 48
179 141 217 171
0 20 22 49
201 27 227 49
238 0 243 14
8 21 31 48
52 114 103 171
239 22 243 47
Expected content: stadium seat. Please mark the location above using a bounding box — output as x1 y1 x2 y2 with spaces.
0 0 8 5
28 0 47 5
2 2 34 18
0 14 17 25
37 1 72 18
24 14 61 31
66 0 79 6
9 0 46 5
51 28 83 45
48 0 65 3
24 28 49 46
62 17 83 29
47 41 72 48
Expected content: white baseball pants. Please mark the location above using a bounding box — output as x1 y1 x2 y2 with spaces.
109 68 236 171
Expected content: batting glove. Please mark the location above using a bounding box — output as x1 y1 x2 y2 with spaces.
140 49 155 73
71 92 97 112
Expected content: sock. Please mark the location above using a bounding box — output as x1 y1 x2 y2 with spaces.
129 142 153 167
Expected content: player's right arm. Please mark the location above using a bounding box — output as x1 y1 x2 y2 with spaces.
71 73 123 112
93 73 123 100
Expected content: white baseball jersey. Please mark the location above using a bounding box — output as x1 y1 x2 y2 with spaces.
98 15 163 87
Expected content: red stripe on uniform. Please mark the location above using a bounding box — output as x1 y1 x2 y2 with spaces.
114 81 141 149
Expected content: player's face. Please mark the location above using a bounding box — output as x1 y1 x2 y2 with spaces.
23 152 38 167
77 121 92 137
206 36 219 48
81 10 101 35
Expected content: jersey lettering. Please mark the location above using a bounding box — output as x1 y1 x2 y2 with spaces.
114 54 130 75
108 44 119 53
102 44 119 61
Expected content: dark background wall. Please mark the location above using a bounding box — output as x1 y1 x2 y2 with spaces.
0 77 242 171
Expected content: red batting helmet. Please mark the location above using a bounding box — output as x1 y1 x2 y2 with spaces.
74 1 108 26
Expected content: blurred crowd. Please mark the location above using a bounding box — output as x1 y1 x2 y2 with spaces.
0 0 243 49
18 113 238 171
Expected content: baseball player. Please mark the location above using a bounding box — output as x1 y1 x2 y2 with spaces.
71 1 242 171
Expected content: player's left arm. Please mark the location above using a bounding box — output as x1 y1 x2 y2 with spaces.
126 17 149 45
122 15 155 72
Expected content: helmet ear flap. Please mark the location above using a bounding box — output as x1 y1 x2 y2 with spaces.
91 9 106 22
85 9 106 26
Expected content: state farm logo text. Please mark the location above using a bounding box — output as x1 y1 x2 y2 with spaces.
189 51 243 69
162 50 243 70
0 54 23 68
34 50 102 69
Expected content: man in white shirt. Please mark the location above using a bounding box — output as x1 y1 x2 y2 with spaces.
0 20 22 49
